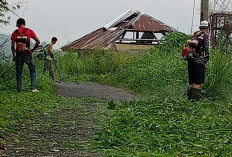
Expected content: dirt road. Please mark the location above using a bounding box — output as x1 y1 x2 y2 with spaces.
55 82 139 101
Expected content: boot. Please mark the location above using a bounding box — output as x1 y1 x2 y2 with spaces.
189 88 201 101
187 87 201 101
193 88 201 101
187 87 194 100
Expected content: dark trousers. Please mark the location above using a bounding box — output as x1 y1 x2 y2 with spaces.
16 51 37 92
188 59 206 85
43 60 54 80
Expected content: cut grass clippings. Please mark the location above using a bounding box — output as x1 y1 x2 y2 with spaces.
93 98 232 156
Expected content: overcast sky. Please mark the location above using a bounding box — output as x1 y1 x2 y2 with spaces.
1 0 202 49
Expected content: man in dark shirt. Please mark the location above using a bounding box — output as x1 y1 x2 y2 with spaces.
11 18 40 92
187 21 210 101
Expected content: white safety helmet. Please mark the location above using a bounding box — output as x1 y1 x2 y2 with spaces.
199 21 209 29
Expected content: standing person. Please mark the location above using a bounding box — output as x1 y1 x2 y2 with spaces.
43 37 58 80
11 18 40 92
186 21 210 101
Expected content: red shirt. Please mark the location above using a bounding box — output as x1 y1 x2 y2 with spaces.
11 26 37 47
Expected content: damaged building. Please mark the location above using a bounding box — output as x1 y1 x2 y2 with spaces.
61 10 175 52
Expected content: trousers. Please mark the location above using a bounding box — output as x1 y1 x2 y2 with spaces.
188 58 206 85
43 60 54 80
16 51 37 92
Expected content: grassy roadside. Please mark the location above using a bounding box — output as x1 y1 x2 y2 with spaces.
0 63 61 149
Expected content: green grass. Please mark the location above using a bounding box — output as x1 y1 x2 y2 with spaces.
53 32 232 156
1 32 232 156
55 40 232 102
54 49 140 83
204 51 232 100
93 99 232 156
0 60 62 138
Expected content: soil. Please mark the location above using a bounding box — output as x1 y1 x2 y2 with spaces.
2 82 139 156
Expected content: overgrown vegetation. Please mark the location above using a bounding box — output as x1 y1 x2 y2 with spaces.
56 32 232 101
54 32 232 156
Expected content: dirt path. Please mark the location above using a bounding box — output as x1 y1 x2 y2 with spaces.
55 82 139 101
3 82 138 156
3 99 104 157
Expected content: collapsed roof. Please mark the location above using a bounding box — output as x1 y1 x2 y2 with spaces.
61 10 175 51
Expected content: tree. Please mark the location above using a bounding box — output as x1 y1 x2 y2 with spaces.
0 0 23 60
0 0 22 25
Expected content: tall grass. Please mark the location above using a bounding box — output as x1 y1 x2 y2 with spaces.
56 32 232 101
55 50 140 82
108 48 187 99
205 51 232 100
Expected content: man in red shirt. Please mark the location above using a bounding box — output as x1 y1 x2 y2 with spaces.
11 18 40 92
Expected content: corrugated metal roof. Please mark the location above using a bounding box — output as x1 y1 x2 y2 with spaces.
132 14 174 32
61 28 124 51
61 11 175 51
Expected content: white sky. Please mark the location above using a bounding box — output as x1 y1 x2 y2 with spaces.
0 0 202 49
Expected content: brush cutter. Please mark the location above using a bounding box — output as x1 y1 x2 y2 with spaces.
53 60 61 78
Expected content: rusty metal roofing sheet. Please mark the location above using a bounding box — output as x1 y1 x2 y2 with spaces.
61 28 124 51
61 11 175 51
132 14 174 32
